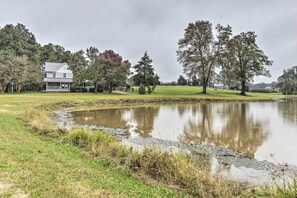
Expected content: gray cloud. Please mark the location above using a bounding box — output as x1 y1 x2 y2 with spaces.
1 0 296 82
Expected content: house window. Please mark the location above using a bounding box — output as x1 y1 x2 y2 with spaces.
53 72 56 78
63 73 66 78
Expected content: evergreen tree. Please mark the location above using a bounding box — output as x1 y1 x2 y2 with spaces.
177 75 187 85
132 51 157 94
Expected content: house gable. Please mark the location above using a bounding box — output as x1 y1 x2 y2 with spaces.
56 64 72 74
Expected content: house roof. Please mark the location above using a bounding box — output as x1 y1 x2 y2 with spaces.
43 62 68 72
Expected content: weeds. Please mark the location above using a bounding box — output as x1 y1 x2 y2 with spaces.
23 106 66 138
67 128 247 197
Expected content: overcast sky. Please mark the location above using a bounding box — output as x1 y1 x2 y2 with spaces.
1 0 296 83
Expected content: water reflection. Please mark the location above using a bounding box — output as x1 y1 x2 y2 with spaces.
278 98 297 125
180 103 268 158
71 98 297 164
126 106 160 137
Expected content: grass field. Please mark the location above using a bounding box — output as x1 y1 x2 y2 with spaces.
0 86 287 197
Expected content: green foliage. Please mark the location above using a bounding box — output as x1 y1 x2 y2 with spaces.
40 43 71 63
0 23 40 63
132 52 158 94
223 31 272 96
138 84 146 94
68 50 88 86
0 55 42 93
177 21 232 94
277 66 297 95
177 75 187 86
98 50 131 93
70 86 88 92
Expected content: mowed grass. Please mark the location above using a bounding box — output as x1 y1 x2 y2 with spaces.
0 86 285 197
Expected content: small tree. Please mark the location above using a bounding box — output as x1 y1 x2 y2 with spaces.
177 75 187 86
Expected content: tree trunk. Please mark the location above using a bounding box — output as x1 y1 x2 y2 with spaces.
240 80 246 96
16 84 22 93
202 79 207 94
109 82 112 94
0 84 4 94
95 83 98 94
202 84 207 94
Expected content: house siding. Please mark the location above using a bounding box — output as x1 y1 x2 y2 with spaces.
42 62 73 92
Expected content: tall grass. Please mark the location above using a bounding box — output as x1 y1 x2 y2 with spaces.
23 106 66 137
67 128 246 197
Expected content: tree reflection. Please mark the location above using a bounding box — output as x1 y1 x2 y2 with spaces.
130 106 160 137
180 103 268 158
72 108 129 128
278 98 297 125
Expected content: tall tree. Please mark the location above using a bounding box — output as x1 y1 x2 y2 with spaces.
0 55 41 93
277 66 297 95
68 50 88 86
177 21 232 94
225 32 272 95
99 50 131 93
86 47 103 93
132 51 157 94
40 43 71 63
0 23 40 63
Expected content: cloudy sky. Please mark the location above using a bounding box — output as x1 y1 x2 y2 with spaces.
1 0 296 83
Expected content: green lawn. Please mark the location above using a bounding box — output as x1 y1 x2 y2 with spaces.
0 86 285 197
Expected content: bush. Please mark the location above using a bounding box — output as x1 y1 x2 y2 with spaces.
250 89 278 93
89 86 104 93
138 84 146 94
70 86 88 92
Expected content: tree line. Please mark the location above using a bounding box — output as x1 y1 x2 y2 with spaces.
0 23 159 94
0 22 295 95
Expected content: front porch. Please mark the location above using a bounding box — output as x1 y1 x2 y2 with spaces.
46 82 71 92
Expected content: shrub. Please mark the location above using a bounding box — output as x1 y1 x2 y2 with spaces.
70 86 88 92
138 84 146 94
68 128 92 147
250 88 278 93
89 86 104 93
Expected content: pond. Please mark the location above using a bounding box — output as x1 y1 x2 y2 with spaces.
70 98 297 166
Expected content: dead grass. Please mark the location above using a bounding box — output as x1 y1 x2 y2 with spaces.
66 128 247 197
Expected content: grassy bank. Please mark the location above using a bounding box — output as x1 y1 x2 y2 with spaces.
0 86 292 197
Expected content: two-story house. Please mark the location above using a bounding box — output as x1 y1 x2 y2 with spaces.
42 62 73 92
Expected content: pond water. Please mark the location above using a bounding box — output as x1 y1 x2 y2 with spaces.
71 98 297 166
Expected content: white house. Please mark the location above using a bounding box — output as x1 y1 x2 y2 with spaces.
42 62 73 92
